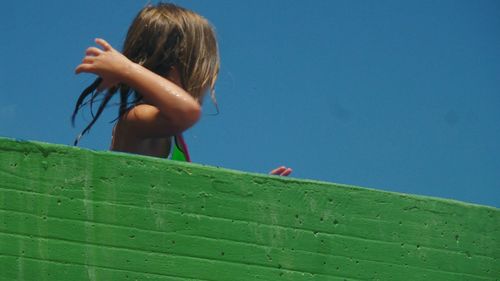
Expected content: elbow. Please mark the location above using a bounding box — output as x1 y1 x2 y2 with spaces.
121 103 201 139
170 102 201 134
185 102 201 128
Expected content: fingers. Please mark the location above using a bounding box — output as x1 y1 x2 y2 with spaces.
75 63 93 74
75 55 96 74
82 56 94 64
270 166 293 177
86 47 103 56
76 38 112 74
280 168 293 176
270 166 286 175
95 38 113 51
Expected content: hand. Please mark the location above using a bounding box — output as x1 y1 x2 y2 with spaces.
270 166 293 177
75 38 133 91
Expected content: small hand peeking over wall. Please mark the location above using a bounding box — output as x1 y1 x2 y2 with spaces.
270 166 293 177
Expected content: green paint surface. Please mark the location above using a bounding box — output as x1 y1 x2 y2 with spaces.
0 137 498 281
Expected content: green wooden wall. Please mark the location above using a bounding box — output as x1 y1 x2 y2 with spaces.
0 137 498 280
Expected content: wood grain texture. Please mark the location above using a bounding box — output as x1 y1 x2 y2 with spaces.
0 137 498 281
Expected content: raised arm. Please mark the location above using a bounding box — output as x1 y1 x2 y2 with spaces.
75 38 201 138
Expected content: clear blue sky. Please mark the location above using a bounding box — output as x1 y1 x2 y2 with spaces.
0 1 499 207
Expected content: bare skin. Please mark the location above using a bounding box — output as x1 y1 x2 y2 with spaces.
270 166 293 176
76 38 198 157
76 38 292 175
109 67 186 158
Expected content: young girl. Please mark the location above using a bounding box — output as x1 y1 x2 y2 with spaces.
73 3 292 176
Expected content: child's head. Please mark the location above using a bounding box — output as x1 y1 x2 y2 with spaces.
123 3 220 102
72 3 219 144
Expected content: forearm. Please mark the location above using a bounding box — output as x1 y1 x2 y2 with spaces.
76 38 201 134
121 62 201 130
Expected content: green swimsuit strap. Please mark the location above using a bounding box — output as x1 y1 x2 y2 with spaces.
171 134 191 162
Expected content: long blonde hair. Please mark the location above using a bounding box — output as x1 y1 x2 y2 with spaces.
72 3 220 144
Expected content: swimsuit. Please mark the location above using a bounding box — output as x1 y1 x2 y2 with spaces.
171 134 191 162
